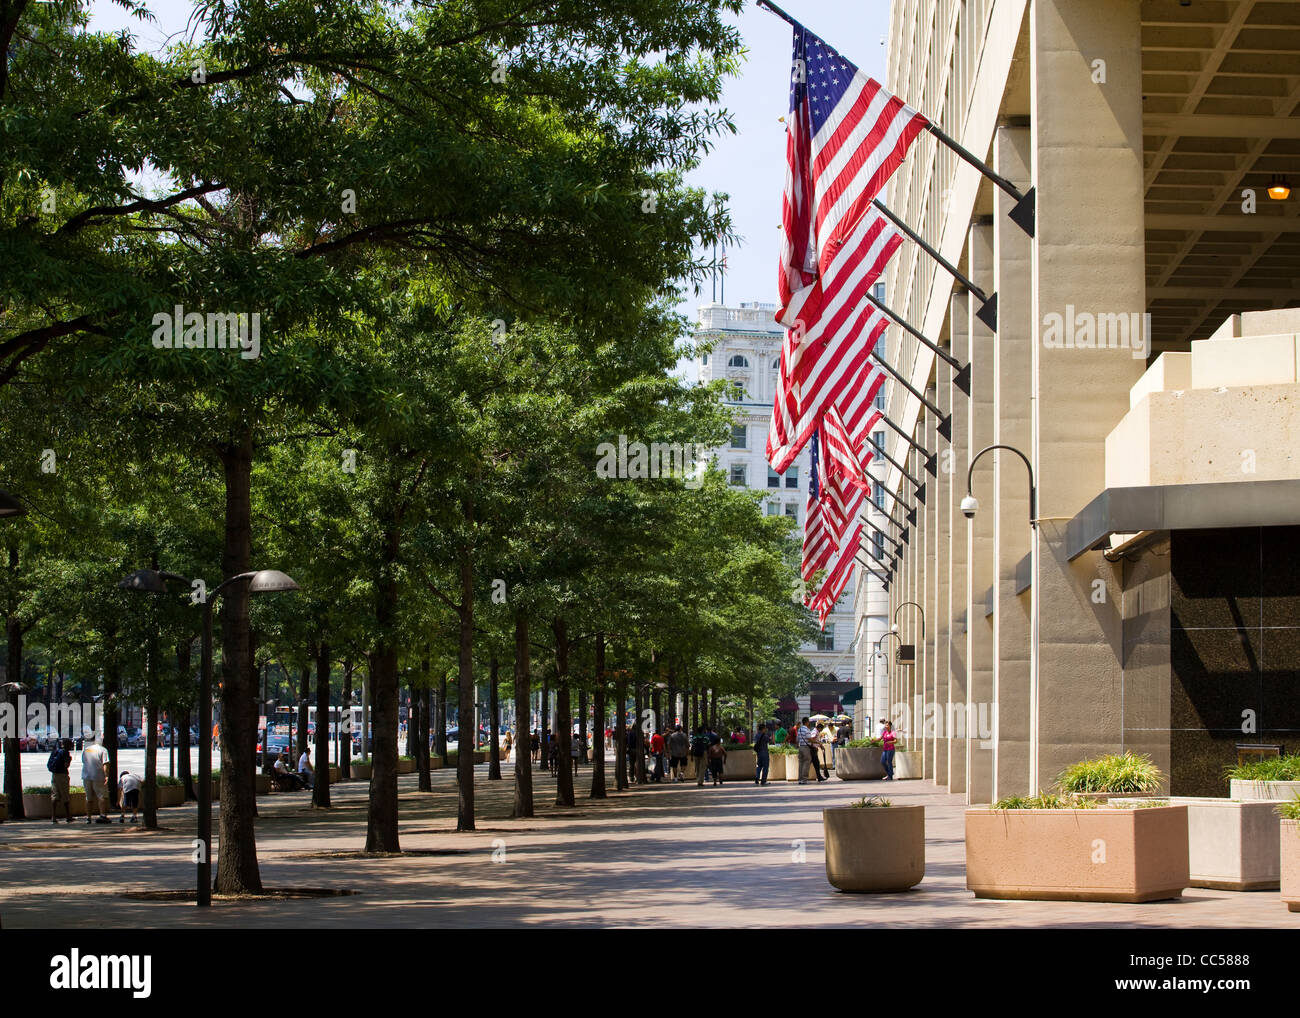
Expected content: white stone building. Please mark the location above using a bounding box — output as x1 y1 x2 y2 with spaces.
692 300 894 720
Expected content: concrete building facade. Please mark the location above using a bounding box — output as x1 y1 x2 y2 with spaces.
859 0 1300 800
693 301 892 720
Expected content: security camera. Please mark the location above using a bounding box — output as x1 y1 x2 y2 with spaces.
960 494 979 519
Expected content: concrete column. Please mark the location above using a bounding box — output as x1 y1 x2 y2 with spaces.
966 220 996 804
992 122 1034 800
944 290 970 794
921 399 937 779
1029 0 1146 788
933 341 953 789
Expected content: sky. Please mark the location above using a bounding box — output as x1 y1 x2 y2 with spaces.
85 0 894 326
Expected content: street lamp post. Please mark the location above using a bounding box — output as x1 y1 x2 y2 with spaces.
120 567 299 906
959 443 1038 791
873 631 903 735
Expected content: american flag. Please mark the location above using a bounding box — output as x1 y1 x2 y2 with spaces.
768 22 926 475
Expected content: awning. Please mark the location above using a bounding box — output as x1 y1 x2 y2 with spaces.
840 685 864 705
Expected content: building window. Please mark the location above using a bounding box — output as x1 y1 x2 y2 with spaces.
872 282 885 302
765 500 780 516
729 463 747 486
785 466 799 489
730 424 747 449
872 430 885 455
817 624 835 651
767 466 780 489
729 382 746 402
874 532 885 561
873 486 886 510
874 390 886 412
727 354 749 368
784 502 798 518
771 357 780 370
702 353 709 366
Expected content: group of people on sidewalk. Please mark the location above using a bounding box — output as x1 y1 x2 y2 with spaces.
45 736 151 825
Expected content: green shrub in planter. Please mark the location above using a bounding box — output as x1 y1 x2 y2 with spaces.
1277 797 1300 822
1228 754 1300 783
770 744 798 755
847 737 882 749
24 785 52 796
849 795 892 808
993 791 1099 810
156 774 184 787
1057 751 1162 794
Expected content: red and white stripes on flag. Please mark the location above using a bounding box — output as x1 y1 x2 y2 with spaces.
768 22 925 475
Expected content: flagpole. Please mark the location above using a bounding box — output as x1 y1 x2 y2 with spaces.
866 292 972 396
872 198 999 331
925 124 1036 237
756 0 799 27
874 483 917 527
861 515 905 555
864 434 925 503
877 413 938 477
869 347 951 441
855 557 891 588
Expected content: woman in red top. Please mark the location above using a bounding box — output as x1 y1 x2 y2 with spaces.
880 721 897 780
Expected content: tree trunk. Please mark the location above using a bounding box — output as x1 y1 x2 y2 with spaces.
511 610 533 818
313 641 331 808
143 693 158 829
365 522 402 853
3 572 24 819
297 665 310 759
455 494 476 831
340 656 352 781
177 639 195 800
436 673 447 762
589 632 606 799
103 655 120 810
215 432 261 894
552 617 573 807
416 653 431 792
488 656 501 780
614 664 628 792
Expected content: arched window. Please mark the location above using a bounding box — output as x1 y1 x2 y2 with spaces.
727 354 749 368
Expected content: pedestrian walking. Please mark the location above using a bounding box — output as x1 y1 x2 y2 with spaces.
649 729 666 782
796 718 823 784
667 724 689 781
571 731 583 774
813 722 831 780
753 723 771 785
80 736 112 823
47 738 74 824
691 726 710 786
118 771 142 824
706 732 726 786
881 720 897 780
504 729 513 760
530 728 540 764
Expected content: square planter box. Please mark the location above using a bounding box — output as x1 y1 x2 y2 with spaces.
396 758 415 774
965 805 1189 903
156 785 185 808
722 748 756 781
824 805 925 892
1282 820 1300 912
894 751 921 779
352 763 372 780
1113 796 1280 890
428 757 444 771
255 774 272 795
22 794 54 819
835 746 886 781
1229 779 1300 801
327 766 340 784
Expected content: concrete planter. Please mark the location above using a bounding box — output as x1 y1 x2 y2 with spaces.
1229 779 1300 801
768 753 794 781
397 758 415 774
965 805 1190 902
473 751 488 765
428 757 444 771
0 796 7 822
22 793 53 819
722 748 756 781
835 746 886 781
156 785 185 808
255 773 272 795
823 805 925 892
327 766 340 784
352 763 372 780
1113 796 1281 890
894 751 921 780
1282 820 1300 912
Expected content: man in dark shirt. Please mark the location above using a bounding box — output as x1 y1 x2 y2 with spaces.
47 738 74 824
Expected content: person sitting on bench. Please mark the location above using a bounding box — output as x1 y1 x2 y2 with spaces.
273 752 306 790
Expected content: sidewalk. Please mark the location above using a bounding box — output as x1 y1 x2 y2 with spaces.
1 763 1296 928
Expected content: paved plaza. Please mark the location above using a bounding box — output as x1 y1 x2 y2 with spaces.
1 761 1296 929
